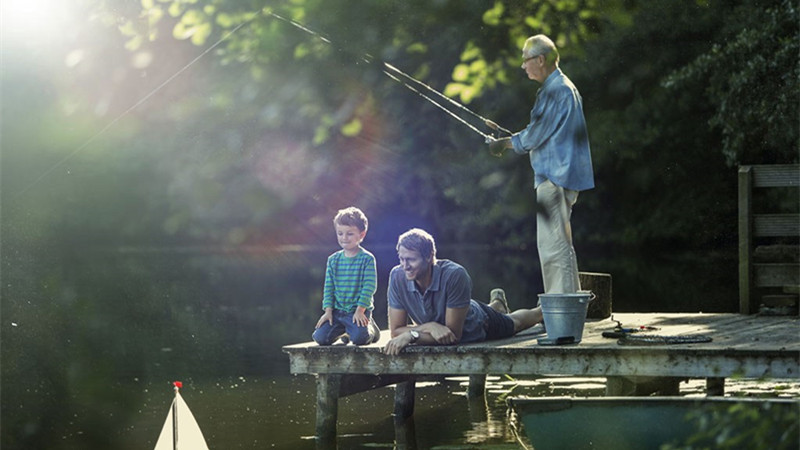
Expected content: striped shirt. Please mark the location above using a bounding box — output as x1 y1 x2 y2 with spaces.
322 247 377 312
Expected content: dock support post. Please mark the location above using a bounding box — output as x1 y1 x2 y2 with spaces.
316 374 341 442
579 272 613 319
467 374 486 398
393 416 417 449
706 377 725 396
394 379 416 419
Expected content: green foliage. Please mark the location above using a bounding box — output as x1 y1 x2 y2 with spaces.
21 0 788 287
661 400 800 450
50 0 798 255
663 0 800 165
5 1 798 446
445 0 634 104
570 0 739 250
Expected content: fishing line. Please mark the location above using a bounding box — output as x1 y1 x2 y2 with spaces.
383 62 513 135
12 12 258 201
263 9 512 139
381 69 491 139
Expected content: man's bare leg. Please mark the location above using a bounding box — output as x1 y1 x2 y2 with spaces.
508 307 543 333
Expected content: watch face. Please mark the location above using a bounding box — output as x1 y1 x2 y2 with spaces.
410 330 419 341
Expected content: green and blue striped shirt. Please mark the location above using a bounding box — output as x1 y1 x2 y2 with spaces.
322 247 377 312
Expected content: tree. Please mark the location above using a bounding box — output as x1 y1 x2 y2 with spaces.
664 0 799 165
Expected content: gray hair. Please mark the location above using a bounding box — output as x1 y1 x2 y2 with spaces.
523 34 560 66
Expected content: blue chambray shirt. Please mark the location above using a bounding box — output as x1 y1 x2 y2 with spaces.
510 68 595 191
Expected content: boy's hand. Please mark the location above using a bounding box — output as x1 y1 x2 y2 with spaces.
352 309 369 327
315 309 333 329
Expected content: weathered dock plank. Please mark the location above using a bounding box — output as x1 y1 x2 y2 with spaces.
283 313 800 441
284 313 799 379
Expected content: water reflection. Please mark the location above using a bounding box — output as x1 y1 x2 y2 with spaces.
0 246 742 449
4 366 797 449
466 394 506 444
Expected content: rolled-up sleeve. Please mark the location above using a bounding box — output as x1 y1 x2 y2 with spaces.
509 69 594 192
511 92 568 155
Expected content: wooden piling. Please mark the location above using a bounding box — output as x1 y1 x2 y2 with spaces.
467 374 486 398
580 272 612 319
706 377 725 396
394 379 416 419
315 374 340 442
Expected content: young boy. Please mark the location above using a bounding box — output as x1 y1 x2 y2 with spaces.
313 207 381 345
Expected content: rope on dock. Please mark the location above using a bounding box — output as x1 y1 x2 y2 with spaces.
617 334 713 345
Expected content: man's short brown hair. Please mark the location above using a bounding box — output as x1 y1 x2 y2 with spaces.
396 228 437 261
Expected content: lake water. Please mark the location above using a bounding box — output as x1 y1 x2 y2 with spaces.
0 246 776 449
112 373 602 449
16 371 800 449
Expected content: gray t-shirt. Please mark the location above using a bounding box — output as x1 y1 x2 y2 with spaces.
387 259 488 343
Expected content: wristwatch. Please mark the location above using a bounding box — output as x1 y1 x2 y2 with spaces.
408 329 420 343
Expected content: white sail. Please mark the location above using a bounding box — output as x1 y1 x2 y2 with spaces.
154 390 210 450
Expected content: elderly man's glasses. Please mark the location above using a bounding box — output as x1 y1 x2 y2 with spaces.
521 54 541 68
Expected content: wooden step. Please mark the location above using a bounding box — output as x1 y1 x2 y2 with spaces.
754 245 800 263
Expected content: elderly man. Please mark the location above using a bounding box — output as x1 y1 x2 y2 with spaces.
487 34 594 294
382 228 543 355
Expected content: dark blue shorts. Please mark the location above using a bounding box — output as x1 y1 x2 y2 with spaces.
477 302 515 340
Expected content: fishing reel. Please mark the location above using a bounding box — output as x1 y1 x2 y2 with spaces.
484 119 511 157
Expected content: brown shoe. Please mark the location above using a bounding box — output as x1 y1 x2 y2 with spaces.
489 288 509 314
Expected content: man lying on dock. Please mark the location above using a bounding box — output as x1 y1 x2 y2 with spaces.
383 228 544 355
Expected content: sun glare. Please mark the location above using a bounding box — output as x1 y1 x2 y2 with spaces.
2 0 73 47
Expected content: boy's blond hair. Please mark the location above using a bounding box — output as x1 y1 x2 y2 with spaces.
333 207 369 232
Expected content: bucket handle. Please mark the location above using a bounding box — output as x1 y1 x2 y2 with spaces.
579 291 597 303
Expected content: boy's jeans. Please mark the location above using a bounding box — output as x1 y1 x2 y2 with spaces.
313 309 376 345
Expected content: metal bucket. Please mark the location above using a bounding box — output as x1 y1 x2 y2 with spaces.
538 292 593 344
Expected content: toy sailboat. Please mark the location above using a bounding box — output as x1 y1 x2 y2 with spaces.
154 381 210 450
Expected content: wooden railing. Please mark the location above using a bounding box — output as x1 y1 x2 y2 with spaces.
738 164 800 314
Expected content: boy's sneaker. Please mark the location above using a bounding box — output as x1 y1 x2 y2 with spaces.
370 318 381 343
489 288 509 314
339 334 350 345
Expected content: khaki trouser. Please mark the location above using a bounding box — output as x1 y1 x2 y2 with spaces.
536 180 581 294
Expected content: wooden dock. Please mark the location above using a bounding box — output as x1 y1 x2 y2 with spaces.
283 312 800 440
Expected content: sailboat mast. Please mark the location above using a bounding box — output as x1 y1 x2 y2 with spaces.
172 383 179 450
154 380 205 450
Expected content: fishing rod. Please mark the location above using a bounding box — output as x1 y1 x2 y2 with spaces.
383 62 513 135
380 66 494 140
263 9 513 141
